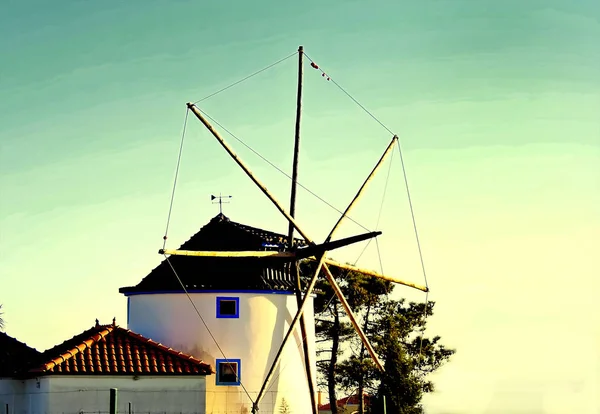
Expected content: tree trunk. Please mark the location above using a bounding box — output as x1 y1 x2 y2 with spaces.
328 304 340 414
358 304 371 414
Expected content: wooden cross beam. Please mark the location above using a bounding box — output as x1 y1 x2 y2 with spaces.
158 231 382 260
319 258 429 292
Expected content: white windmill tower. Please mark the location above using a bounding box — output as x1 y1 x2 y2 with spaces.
120 46 429 414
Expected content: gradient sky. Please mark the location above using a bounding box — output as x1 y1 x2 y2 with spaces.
1 0 599 412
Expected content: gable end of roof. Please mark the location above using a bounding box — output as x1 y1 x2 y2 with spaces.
29 323 212 376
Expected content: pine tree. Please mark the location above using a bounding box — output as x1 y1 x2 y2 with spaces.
0 304 4 331
304 260 391 414
369 300 455 413
278 397 292 414
306 254 455 413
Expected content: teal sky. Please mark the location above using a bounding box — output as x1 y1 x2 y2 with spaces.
1 0 599 412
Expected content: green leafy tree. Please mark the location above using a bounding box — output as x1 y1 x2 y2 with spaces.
339 269 391 413
302 260 391 414
309 261 355 414
369 300 455 413
304 256 455 414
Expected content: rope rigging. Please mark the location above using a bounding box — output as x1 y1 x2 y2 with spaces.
304 53 396 136
162 108 189 249
192 52 297 105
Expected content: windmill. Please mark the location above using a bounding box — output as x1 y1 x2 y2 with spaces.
159 46 429 414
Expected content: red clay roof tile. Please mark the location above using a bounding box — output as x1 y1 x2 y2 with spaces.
318 393 372 410
30 322 213 376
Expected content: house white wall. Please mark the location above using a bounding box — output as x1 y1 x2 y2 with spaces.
317 405 359 414
0 377 50 414
126 292 317 414
2 376 206 414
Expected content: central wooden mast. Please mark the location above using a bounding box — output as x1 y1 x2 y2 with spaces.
287 45 319 414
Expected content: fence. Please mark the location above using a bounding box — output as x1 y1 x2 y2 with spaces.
0 389 291 414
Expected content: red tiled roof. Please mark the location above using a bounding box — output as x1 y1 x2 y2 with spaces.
318 393 372 410
30 321 213 376
0 332 42 377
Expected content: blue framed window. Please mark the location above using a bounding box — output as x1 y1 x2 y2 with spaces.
216 359 241 386
216 296 240 318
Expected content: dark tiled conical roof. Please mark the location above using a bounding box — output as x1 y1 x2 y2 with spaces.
119 214 308 294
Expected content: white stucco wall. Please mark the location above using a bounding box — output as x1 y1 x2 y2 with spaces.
0 378 50 414
49 376 206 414
126 291 317 414
1 376 206 414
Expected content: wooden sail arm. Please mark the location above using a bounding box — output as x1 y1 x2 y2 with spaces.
320 258 429 292
159 231 382 260
321 263 384 370
325 136 397 243
159 249 296 258
295 231 381 259
186 102 312 243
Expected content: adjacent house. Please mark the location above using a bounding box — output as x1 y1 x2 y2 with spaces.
318 393 372 414
0 320 212 414
1 213 323 414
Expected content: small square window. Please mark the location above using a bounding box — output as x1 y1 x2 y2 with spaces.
216 297 239 318
216 359 241 386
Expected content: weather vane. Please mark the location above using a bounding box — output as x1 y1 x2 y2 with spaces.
211 193 232 214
